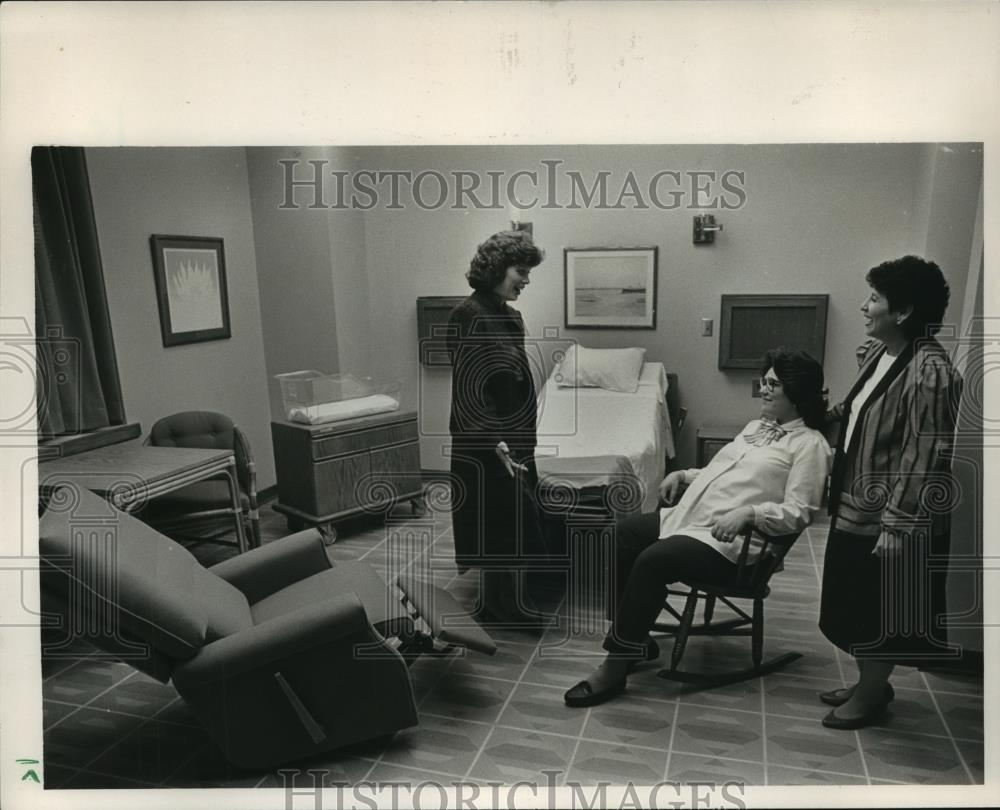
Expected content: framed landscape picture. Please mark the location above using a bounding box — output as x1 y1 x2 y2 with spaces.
150 234 232 347
564 247 658 329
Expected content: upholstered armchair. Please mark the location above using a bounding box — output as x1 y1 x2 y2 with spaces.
141 410 262 549
39 486 418 769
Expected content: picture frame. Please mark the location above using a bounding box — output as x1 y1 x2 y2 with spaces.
564 247 658 329
149 234 232 347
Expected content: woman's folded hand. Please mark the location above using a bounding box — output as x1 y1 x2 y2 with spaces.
710 506 755 543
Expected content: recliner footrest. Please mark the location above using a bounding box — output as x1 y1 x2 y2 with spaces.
396 575 497 656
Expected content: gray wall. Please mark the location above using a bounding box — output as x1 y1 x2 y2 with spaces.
86 146 275 486
355 144 981 470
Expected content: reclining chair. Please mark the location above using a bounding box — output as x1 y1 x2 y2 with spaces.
39 486 495 769
652 524 803 689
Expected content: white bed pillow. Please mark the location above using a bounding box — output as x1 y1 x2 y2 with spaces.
554 345 647 393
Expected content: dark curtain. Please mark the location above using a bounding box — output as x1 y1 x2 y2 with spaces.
32 147 125 436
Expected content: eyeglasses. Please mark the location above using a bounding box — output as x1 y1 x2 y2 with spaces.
759 377 783 392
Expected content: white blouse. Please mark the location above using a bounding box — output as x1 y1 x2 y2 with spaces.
842 350 896 451
658 418 833 564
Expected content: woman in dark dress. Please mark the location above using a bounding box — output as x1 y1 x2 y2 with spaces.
447 230 548 626
820 256 962 729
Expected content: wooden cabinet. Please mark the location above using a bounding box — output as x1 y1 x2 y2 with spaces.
696 424 742 467
271 410 424 542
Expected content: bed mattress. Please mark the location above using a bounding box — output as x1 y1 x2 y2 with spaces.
534 362 674 513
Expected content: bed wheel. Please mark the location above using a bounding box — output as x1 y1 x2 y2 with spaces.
317 523 338 545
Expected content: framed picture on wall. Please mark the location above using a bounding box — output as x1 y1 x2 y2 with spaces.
150 234 232 347
564 246 658 329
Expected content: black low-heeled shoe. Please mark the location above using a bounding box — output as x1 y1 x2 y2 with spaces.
818 682 895 707
821 694 893 730
564 678 627 708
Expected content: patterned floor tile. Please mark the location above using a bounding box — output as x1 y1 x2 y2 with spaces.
932 692 983 741
671 704 764 762
86 672 179 718
380 714 492 776
255 752 379 789
763 675 843 721
765 764 866 785
857 728 973 784
667 752 764 785
41 764 78 789
467 727 575 784
758 607 828 643
866 692 950 737
42 658 134 705
164 741 269 788
522 645 609 689
408 657 453 706
583 693 674 749
763 714 864 776
764 582 822 613
769 637 846 682
567 740 669 785
955 739 983 784
922 670 984 697
43 699 79 730
363 760 476 788
676 675 763 715
447 640 535 682
44 706 148 769
617 667 685 704
41 654 80 681
85 720 212 784
497 682 588 737
418 674 515 724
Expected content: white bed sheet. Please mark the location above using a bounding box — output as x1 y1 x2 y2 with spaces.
535 361 674 512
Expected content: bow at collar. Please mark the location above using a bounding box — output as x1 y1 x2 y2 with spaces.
743 417 788 447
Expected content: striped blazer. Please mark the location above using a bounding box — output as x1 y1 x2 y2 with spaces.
827 337 961 537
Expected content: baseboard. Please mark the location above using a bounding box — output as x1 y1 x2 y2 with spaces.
258 484 277 505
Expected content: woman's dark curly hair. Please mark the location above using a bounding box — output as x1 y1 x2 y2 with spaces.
466 230 544 291
759 347 828 430
866 255 950 339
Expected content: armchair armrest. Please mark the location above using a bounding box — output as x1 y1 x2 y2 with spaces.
209 529 331 603
172 592 372 689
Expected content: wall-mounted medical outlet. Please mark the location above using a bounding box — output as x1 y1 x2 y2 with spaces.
701 318 713 337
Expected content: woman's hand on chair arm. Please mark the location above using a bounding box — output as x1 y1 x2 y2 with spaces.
658 470 690 506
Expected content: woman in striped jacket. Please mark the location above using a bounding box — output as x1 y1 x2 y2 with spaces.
819 256 962 729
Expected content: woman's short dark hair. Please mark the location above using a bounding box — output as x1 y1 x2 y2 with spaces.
866 255 950 339
760 347 828 430
466 231 544 291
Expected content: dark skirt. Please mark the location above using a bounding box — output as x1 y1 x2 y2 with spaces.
449 444 547 569
819 522 956 665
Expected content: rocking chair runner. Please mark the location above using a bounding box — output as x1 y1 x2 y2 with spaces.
652 524 803 688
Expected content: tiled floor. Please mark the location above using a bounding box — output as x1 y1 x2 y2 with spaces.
41 502 984 789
